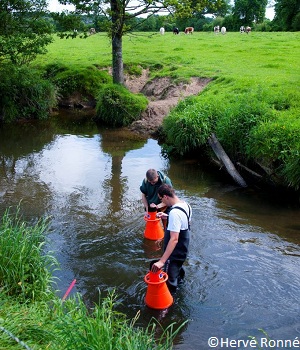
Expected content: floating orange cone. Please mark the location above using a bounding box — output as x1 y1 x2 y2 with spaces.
144 270 173 309
144 211 164 240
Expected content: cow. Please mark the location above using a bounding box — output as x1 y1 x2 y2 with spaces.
240 26 245 33
184 27 194 34
214 25 220 34
159 27 165 35
246 26 251 34
89 28 96 35
173 27 179 35
221 26 226 35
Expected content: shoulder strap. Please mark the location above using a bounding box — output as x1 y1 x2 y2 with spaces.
157 171 167 183
171 205 191 230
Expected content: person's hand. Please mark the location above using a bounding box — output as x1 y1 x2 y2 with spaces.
156 212 168 219
151 260 165 272
149 203 157 209
144 212 150 219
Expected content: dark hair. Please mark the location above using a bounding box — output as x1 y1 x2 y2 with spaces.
146 169 158 181
157 184 175 198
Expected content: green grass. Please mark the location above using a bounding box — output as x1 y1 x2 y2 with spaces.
0 289 184 350
0 207 57 302
33 31 300 85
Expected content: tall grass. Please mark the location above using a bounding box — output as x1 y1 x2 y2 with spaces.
51 291 184 350
0 289 185 350
0 207 57 302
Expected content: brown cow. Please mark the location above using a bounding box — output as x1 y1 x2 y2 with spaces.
184 27 194 34
246 26 251 34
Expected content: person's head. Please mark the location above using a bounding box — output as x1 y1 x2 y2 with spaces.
146 169 159 185
157 184 176 205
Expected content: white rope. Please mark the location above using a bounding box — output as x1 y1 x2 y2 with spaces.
0 326 33 350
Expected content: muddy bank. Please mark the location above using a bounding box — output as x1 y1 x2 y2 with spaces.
124 70 211 136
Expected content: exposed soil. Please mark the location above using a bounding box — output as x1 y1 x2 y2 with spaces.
124 69 211 137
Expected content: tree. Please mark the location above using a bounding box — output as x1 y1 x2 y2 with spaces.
0 0 53 65
58 0 225 84
202 0 231 17
273 0 300 30
232 0 268 27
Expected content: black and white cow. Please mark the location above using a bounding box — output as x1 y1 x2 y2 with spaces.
214 25 220 34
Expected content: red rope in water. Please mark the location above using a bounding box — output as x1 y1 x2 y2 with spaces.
62 279 76 301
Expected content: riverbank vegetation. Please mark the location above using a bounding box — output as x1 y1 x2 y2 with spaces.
96 83 148 127
32 31 300 191
0 208 183 349
1 31 300 191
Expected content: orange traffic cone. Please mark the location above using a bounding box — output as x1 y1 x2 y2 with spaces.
144 211 164 240
144 270 173 309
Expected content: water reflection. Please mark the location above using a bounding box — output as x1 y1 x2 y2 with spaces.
0 116 299 350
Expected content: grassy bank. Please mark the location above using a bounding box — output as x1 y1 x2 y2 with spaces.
0 208 183 349
33 31 300 190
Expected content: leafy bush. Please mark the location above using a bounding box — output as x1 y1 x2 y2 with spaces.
95 84 148 127
51 65 111 98
0 64 57 122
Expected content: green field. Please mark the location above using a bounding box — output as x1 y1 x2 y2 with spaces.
34 31 299 89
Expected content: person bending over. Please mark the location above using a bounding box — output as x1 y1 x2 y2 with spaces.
140 169 172 227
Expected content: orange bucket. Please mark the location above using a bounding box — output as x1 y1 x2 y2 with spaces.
144 270 173 309
144 211 164 240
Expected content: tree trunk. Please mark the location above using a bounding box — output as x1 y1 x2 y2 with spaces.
112 33 124 85
111 0 124 85
208 133 247 188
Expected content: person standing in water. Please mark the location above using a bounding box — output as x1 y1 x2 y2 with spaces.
151 184 192 293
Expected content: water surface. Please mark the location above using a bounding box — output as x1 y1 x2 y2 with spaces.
0 115 299 349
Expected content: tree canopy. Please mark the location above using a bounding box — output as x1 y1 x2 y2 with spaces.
232 0 268 26
0 0 53 65
273 0 300 30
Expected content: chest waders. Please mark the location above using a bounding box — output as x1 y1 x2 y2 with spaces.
163 205 191 291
